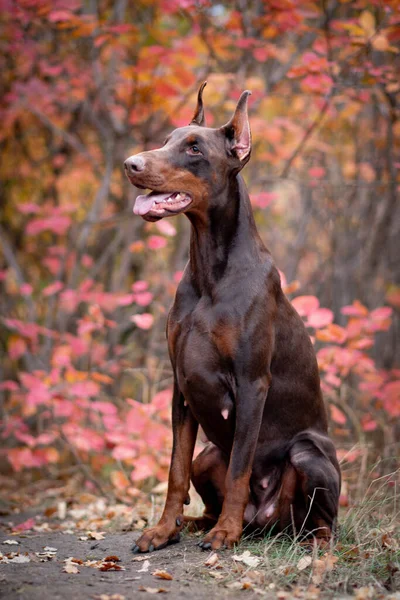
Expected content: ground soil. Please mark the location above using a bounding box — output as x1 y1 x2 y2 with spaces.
0 514 251 600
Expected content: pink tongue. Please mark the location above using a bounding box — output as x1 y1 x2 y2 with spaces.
133 193 171 216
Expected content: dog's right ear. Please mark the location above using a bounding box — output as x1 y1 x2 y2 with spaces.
189 81 207 127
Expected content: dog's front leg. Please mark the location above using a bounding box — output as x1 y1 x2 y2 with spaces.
132 382 198 553
199 376 269 551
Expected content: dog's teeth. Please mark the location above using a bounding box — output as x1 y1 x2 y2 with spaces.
175 193 182 201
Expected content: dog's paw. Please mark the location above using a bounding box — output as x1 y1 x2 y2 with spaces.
132 519 182 553
198 519 242 551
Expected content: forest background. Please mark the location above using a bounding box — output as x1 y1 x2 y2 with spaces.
0 0 399 512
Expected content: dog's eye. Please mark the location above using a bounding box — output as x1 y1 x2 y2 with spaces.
187 145 202 156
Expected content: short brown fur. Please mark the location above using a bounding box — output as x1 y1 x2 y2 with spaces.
125 84 341 553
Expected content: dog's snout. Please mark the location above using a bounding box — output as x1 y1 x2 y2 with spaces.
124 155 145 174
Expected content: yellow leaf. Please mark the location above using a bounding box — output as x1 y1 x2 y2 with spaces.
360 11 375 36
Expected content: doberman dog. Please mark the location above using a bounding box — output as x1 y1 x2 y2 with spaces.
124 83 341 552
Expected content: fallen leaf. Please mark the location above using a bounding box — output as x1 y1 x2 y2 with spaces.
63 563 79 574
78 536 89 541
208 571 224 579
87 531 105 540
297 555 312 571
13 518 36 532
354 587 376 600
204 552 219 567
2 540 19 545
241 581 254 590
277 565 296 576
233 550 260 568
104 555 120 562
152 570 173 580
99 562 124 571
137 559 151 572
138 586 167 594
44 546 57 552
132 556 150 562
8 554 30 563
35 549 57 561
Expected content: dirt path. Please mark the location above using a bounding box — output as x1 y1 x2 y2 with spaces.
0 529 246 600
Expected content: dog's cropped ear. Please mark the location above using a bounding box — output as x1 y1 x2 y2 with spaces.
189 81 207 127
221 90 252 162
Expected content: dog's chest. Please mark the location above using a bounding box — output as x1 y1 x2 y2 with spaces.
168 294 238 439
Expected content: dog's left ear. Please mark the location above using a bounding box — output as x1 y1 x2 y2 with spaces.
221 90 252 162
189 81 207 126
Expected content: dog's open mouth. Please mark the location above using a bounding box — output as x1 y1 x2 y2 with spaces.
133 191 192 217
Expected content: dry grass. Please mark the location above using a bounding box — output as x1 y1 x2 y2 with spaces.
181 468 400 597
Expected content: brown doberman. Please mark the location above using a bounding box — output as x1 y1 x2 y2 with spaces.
124 83 341 552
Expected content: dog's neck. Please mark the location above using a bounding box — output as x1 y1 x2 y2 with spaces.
186 175 265 295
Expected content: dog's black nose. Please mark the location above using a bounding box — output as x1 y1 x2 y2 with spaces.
124 155 145 174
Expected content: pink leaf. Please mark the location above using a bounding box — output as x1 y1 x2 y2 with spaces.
17 202 41 214
250 192 277 208
91 401 117 415
151 389 173 411
42 281 64 296
147 235 167 250
0 380 19 391
132 280 148 292
13 517 36 532
70 380 100 398
116 293 135 306
291 295 320 317
174 271 184 283
26 215 71 236
329 404 347 425
131 313 154 330
134 291 153 307
130 455 157 481
9 337 27 360
308 166 326 179
341 301 368 317
155 220 177 236
48 10 73 22
20 283 33 296
306 308 334 329
369 307 392 321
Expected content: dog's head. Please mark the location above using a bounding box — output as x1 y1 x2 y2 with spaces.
124 82 252 221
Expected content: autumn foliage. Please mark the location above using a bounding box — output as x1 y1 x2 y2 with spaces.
0 0 399 500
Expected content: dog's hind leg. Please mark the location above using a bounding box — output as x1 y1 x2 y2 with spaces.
184 443 227 532
289 430 341 545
